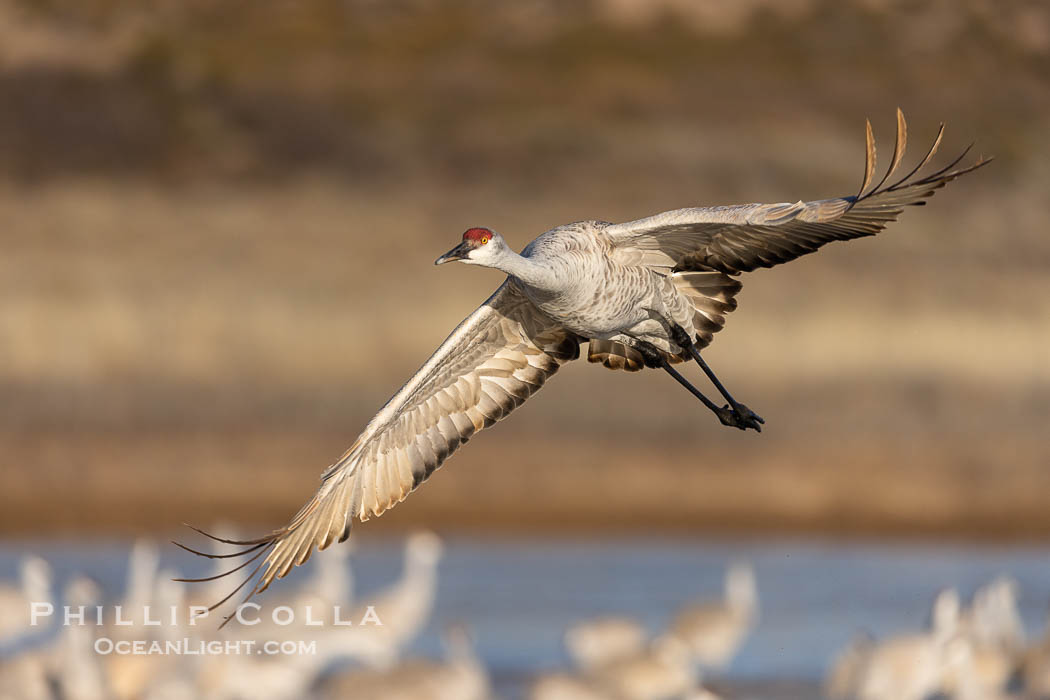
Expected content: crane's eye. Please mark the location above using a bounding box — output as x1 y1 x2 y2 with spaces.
480 236 489 244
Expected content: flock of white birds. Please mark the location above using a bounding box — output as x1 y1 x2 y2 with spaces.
825 576 1050 700
0 532 463 700
1 539 1049 700
530 563 756 700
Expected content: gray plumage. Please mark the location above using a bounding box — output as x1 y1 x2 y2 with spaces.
182 111 988 614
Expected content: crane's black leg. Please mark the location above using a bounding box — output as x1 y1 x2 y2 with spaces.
659 360 720 413
634 339 761 432
670 327 764 432
686 344 763 426
660 360 760 432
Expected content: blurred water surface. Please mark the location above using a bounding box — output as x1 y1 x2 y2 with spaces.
3 534 1050 697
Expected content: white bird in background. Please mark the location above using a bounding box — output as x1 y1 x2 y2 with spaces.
825 632 877 700
533 634 701 700
0 650 52 700
565 616 649 672
104 544 178 700
319 626 489 700
837 588 964 700
683 689 725 700
178 112 988 609
668 562 758 670
312 534 354 609
530 673 611 700
362 531 444 652
139 570 201 700
965 576 1025 654
1021 611 1050 698
593 633 700 700
53 576 111 700
943 576 1026 700
0 555 52 645
110 538 159 633
195 646 324 700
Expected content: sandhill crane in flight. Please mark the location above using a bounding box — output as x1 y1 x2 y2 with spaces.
179 111 988 618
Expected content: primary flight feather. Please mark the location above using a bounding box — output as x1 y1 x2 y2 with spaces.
178 111 988 618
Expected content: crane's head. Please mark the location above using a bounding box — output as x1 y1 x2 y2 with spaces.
435 227 506 267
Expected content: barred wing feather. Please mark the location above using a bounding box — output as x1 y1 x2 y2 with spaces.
606 110 990 274
178 281 578 618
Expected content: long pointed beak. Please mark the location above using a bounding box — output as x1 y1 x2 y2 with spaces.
435 240 472 265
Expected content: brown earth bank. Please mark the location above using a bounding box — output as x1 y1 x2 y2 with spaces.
3 416 1047 540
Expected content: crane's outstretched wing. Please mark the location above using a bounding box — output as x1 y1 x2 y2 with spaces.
177 281 578 618
605 110 990 274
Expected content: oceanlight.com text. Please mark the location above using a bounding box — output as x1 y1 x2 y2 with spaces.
94 638 317 656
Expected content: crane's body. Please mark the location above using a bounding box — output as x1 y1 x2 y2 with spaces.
178 111 989 620
489 222 697 352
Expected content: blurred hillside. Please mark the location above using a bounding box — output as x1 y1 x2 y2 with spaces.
1 0 1048 184
0 0 1047 537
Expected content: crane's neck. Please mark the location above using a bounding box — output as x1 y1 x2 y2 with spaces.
487 248 562 293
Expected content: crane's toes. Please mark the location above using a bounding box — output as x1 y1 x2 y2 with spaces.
735 402 764 427
716 404 764 432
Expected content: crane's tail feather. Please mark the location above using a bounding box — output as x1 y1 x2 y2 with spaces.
587 340 646 371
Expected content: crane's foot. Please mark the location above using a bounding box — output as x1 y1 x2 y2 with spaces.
655 342 764 433
716 403 764 432
671 326 764 432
